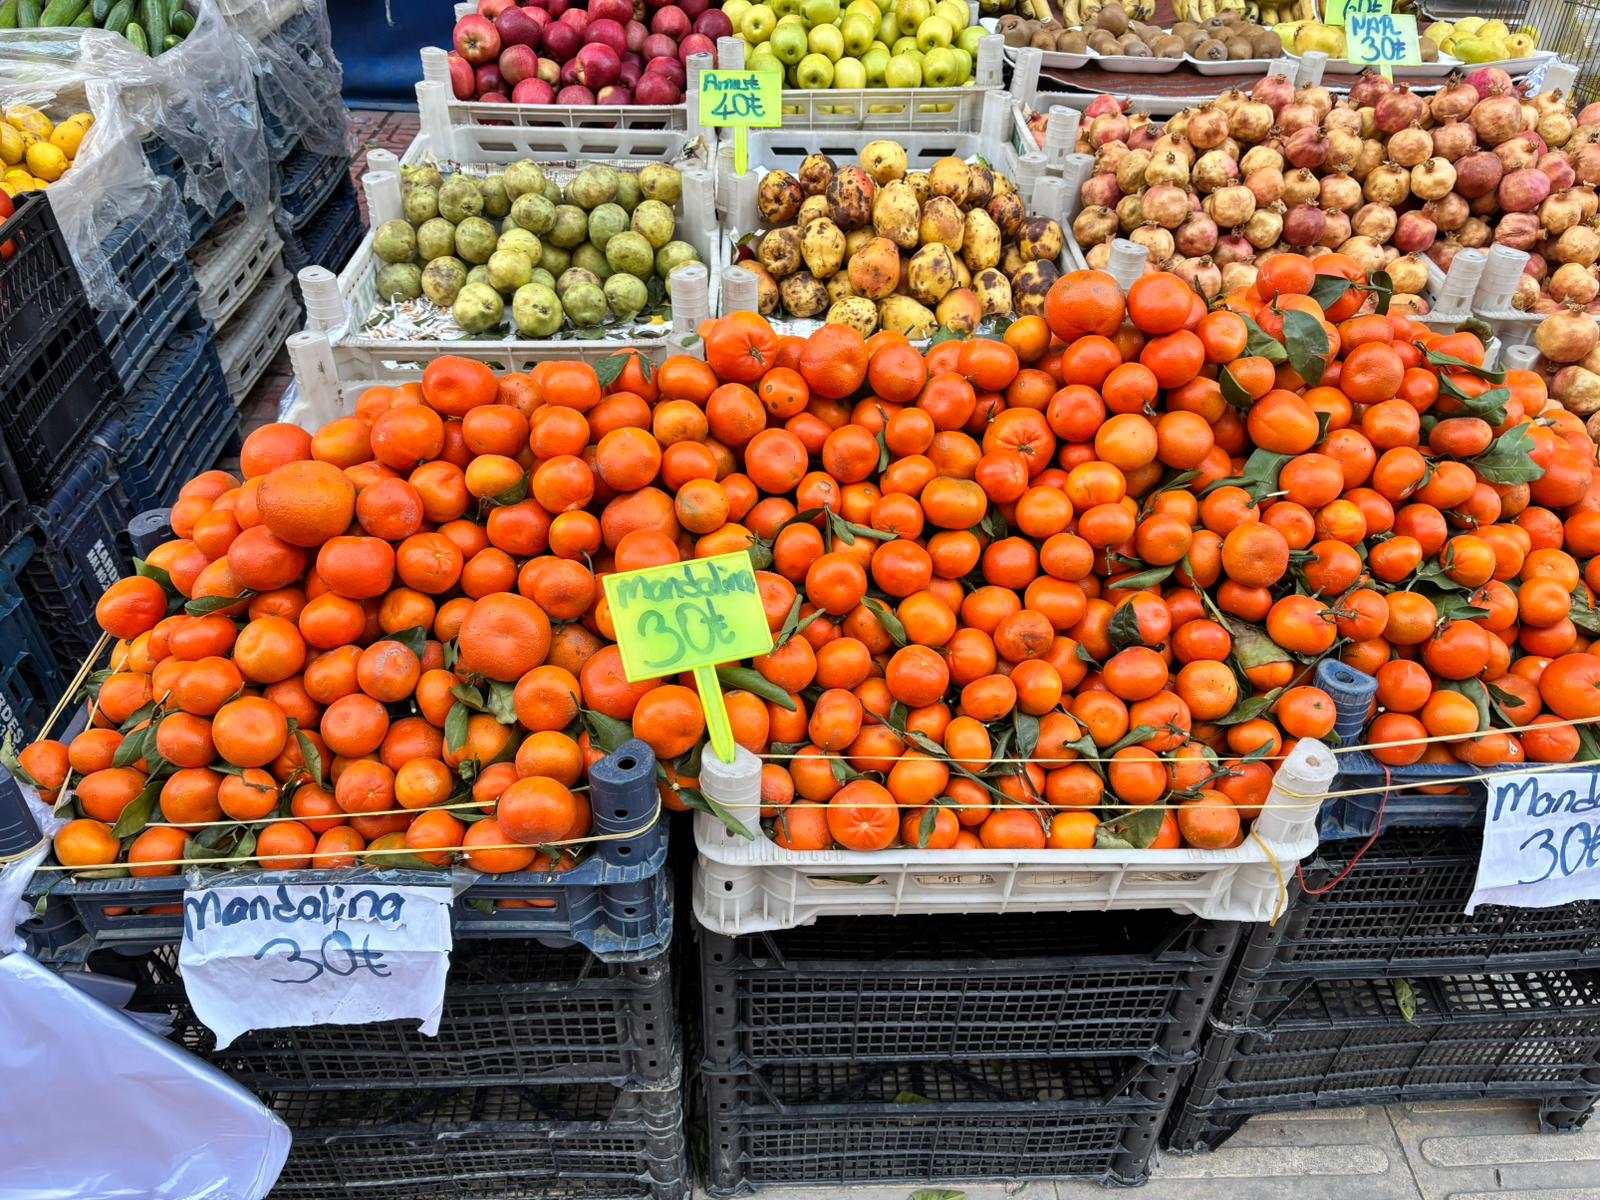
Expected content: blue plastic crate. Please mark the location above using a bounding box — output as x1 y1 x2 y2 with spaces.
96 326 241 515
7 445 134 664
275 141 351 231
92 208 205 391
280 175 365 277
142 139 230 248
0 536 65 754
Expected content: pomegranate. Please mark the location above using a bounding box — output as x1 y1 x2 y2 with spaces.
1214 233 1254 266
1090 112 1131 148
1349 71 1393 109
1242 204 1284 249
1429 237 1465 271
1387 255 1429 295
1338 235 1387 275
1430 78 1480 123
1240 146 1284 179
1144 151 1190 188
1276 104 1317 136
1494 212 1541 251
1283 203 1327 247
1499 167 1553 213
1282 167 1321 207
1454 151 1505 200
1081 173 1122 209
1096 142 1131 173
1550 263 1600 305
1575 144 1600 187
1221 261 1259 293
1363 161 1411 206
1319 172 1362 213
1353 139 1386 181
1578 191 1600 221
1142 184 1190 229
1187 105 1231 151
1411 158 1457 202
1540 191 1588 236
1244 166 1285 208
1539 108 1577 148
1204 185 1256 227
1130 224 1176 264
1284 126 1329 170
1536 306 1600 363
1229 102 1274 144
1130 120 1161 152
1327 128 1363 172
1084 94 1129 119
1422 192 1470 233
1116 194 1144 233
1319 209 1353 249
1494 133 1544 172
1175 211 1220 257
1393 210 1438 254
1386 126 1432 168
1458 217 1491 248
1298 86 1333 120
1471 92 1525 145
1557 223 1600 267
1085 242 1113 270
1353 202 1398 241
1375 87 1426 135
1465 67 1514 99
1538 152 1577 193
1429 121 1478 162
1173 256 1222 299
1325 106 1363 137
1581 101 1600 126
1192 149 1241 194
1072 206 1118 247
1250 74 1297 115
1114 151 1152 194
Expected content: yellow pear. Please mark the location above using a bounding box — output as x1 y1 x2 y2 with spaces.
1423 19 1452 44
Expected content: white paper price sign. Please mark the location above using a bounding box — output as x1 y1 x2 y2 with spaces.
1467 771 1600 912
178 882 453 1048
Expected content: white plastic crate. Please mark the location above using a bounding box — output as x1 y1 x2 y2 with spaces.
219 261 300 401
690 740 1335 933
190 205 284 329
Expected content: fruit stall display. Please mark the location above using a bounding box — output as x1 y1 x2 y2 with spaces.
0 104 94 195
0 0 202 56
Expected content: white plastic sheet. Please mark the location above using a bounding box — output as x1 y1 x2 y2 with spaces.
238 0 352 160
0 953 290 1200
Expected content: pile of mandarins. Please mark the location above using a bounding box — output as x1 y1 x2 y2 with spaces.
16 249 1600 873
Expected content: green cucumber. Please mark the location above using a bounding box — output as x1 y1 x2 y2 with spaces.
168 5 189 33
125 17 146 51
90 0 110 19
140 0 163 48
161 30 176 46
17 0 42 25
102 0 130 29
38 0 87 24
164 0 181 18
72 5 94 21
0 0 20 28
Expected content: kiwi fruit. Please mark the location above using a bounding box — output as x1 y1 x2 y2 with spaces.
1056 29 1088 51
1151 33 1185 57
1249 30 1282 56
1096 4 1129 34
1087 29 1119 52
1120 38 1152 55
1225 35 1253 58
1194 36 1227 59
1182 28 1209 50
1030 28 1057 48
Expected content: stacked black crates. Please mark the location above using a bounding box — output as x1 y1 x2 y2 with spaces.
1164 759 1600 1153
695 910 1241 1193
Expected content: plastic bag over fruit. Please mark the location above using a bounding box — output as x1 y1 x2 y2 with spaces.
0 0 271 236
234 0 353 161
0 56 177 312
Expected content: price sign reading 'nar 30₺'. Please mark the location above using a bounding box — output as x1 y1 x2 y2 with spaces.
604 550 773 763
1346 11 1421 67
1467 770 1600 912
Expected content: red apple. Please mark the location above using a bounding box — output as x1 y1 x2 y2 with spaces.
476 62 507 93
499 43 539 85
545 0 568 12
481 91 510 103
694 9 732 39
512 77 555 103
619 57 643 87
537 56 561 84
678 32 714 63
587 17 628 55
634 70 680 104
557 83 596 103
625 18 649 53
597 84 633 104
651 5 689 38
448 52 477 99
560 56 583 85
522 0 549 8
642 32 677 61
496 6 542 47
576 42 622 88
646 56 686 89
540 20 580 60
679 0 710 20
587 0 634 23
524 6 551 28
558 8 589 35
478 0 513 17
455 15 502 64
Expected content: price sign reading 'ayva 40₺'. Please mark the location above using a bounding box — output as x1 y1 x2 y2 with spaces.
603 550 774 763
698 69 782 178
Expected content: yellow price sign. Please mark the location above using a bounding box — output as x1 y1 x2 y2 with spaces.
1346 11 1421 72
1325 0 1390 26
602 550 774 763
698 69 782 178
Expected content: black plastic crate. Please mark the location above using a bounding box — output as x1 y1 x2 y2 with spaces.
275 140 352 230
5 445 134 663
1165 969 1600 1152
699 911 1237 1068
701 1057 1171 1195
280 174 364 278
1234 827 1600 982
0 536 66 753
266 1084 688 1199
143 138 230 247
1318 750 1516 840
0 190 86 377
92 207 204 391
128 935 679 1091
96 325 240 516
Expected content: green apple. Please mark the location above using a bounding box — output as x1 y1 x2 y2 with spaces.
878 10 899 43
750 48 784 74
921 45 958 86
846 0 881 21
771 20 810 62
841 13 876 55
916 15 952 49
741 4 776 43
772 0 803 13
894 0 929 35
872 0 895 12
724 0 754 31
934 0 967 30
892 34 919 53
884 53 921 86
795 51 835 87
800 0 839 26
950 46 972 81
862 44 890 83
833 56 867 87
809 21 846 59
956 25 985 57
